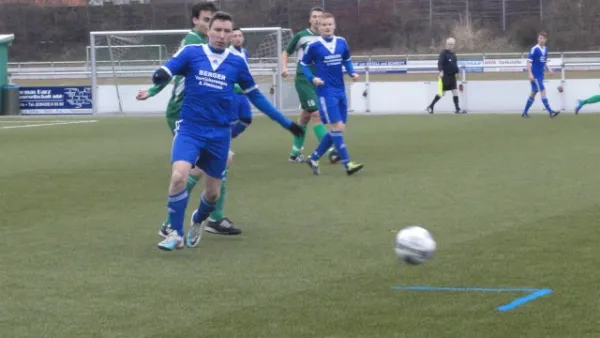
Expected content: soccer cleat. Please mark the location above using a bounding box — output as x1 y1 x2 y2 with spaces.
158 222 174 238
575 100 583 115
157 231 184 251
186 210 206 248
426 106 434 114
550 110 560 118
521 113 530 118
455 109 467 114
346 162 364 176
328 148 340 164
288 153 306 163
205 217 242 235
306 158 320 175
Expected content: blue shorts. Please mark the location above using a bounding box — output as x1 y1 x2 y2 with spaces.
530 77 545 93
318 93 348 124
171 121 231 179
233 93 252 121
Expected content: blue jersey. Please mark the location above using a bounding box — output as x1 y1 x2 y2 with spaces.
528 44 548 79
229 45 249 61
162 44 257 127
300 36 352 96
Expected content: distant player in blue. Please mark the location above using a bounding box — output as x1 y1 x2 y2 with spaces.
229 27 252 139
300 12 364 176
522 31 560 118
152 11 304 251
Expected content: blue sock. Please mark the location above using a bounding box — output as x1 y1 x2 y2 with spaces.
541 97 554 113
192 193 216 225
330 130 350 168
523 97 534 115
167 190 189 236
311 132 333 161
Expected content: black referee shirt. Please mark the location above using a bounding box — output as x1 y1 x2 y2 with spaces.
438 49 459 76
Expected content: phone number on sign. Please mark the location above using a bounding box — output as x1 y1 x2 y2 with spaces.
22 102 65 108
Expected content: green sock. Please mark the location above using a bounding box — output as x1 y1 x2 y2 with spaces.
209 169 227 221
290 125 308 155
313 123 327 142
162 174 200 227
583 95 600 105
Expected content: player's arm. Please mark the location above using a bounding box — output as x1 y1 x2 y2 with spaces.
299 45 322 86
342 40 359 80
527 49 535 81
437 51 444 77
237 61 303 136
152 46 190 86
281 33 299 77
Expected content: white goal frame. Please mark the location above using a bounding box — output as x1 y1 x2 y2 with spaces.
89 28 286 115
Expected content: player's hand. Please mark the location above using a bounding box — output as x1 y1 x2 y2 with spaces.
350 73 360 82
313 77 324 86
439 71 443 78
528 74 534 81
547 68 553 75
288 122 305 137
136 89 150 101
282 69 289 78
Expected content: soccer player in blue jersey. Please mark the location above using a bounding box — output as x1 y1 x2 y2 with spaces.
152 11 304 251
301 12 364 176
522 31 560 118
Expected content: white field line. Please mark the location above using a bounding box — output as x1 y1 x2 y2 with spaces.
0 120 98 130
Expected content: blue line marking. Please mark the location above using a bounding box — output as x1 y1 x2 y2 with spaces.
392 286 552 312
496 288 552 312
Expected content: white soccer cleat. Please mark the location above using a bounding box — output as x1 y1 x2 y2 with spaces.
186 210 205 248
157 231 184 251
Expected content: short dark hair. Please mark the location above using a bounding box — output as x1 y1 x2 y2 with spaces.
192 2 218 19
209 11 234 28
232 27 242 32
310 6 324 16
538 31 547 38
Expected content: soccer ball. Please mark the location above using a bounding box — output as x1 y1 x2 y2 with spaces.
394 226 436 265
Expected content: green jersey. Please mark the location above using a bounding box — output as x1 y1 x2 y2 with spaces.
148 30 206 105
284 28 320 76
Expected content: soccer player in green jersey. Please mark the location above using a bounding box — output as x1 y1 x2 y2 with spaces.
575 91 600 114
136 2 241 236
281 6 338 163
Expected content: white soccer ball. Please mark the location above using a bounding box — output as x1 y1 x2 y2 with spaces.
395 226 436 265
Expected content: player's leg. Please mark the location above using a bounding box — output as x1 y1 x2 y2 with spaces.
538 79 560 117
289 76 317 162
205 151 242 235
186 136 231 247
427 77 444 114
522 81 539 117
159 114 203 238
158 132 201 251
449 77 465 114
575 94 600 114
307 95 363 176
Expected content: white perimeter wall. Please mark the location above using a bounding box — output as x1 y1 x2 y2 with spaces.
97 79 600 115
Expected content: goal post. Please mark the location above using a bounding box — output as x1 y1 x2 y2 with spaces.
89 28 294 115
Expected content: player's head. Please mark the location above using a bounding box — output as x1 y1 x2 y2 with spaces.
208 11 234 50
192 2 218 34
309 6 324 31
537 31 547 46
445 37 456 51
231 28 244 48
319 12 336 38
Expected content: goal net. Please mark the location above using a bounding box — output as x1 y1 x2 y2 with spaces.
89 28 295 115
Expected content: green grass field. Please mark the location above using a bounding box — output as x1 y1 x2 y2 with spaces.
2 114 600 338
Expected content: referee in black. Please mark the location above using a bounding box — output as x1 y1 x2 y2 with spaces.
427 37 466 114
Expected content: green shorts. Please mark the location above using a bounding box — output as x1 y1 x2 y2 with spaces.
295 74 318 112
165 98 182 135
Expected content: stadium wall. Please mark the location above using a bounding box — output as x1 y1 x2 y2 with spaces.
86 80 600 116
